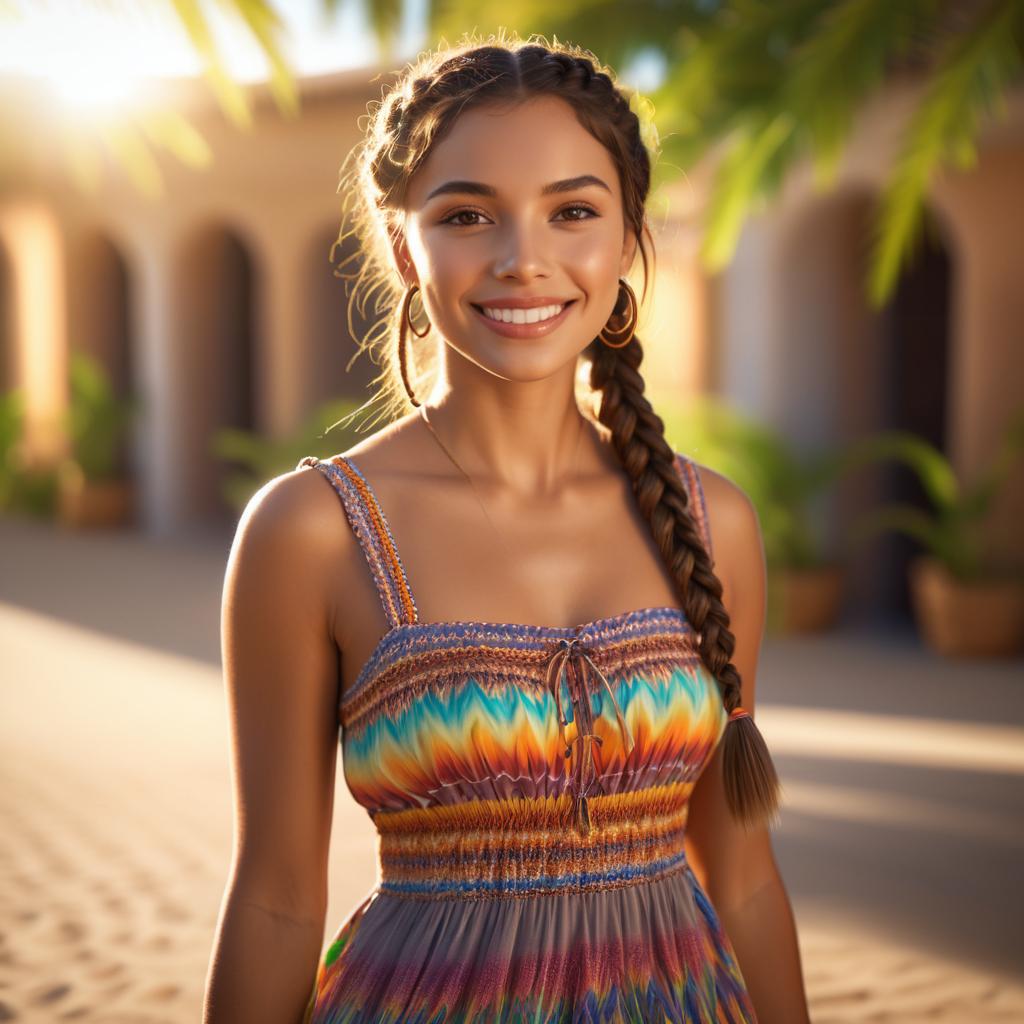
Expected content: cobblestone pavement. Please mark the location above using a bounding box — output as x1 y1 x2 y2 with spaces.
2 514 1021 1022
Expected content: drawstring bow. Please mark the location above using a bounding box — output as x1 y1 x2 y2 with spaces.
544 635 635 837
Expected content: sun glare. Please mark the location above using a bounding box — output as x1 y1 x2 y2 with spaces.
0 0 391 117
47 55 149 115
0 3 184 115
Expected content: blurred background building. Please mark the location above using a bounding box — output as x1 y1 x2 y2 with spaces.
1 1 1022 629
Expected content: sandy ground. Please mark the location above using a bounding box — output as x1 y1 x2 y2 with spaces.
1 516 1022 1022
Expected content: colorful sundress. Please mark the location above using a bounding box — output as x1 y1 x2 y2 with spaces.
294 448 758 1023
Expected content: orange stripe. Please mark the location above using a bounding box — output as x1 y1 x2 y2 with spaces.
332 458 417 626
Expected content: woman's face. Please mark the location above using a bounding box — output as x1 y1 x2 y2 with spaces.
395 94 638 383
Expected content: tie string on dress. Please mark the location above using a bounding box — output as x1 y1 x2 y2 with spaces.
543 635 636 837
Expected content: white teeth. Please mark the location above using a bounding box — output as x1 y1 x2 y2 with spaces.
482 303 564 324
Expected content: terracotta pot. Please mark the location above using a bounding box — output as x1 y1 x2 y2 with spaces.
909 555 1024 658
776 563 845 633
57 462 135 528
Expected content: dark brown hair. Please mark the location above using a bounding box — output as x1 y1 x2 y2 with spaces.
331 29 781 831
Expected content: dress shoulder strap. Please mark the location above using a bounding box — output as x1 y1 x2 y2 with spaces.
674 452 714 563
296 454 420 630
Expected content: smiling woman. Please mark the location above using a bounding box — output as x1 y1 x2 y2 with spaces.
205 28 809 1024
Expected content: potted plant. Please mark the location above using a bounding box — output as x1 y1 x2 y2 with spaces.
0 387 26 512
57 350 140 529
841 407 1024 658
658 395 851 635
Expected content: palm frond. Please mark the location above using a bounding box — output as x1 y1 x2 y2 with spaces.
782 0 938 187
169 0 253 128
866 0 1024 307
226 0 299 117
96 121 166 197
367 0 404 60
136 109 213 168
699 110 797 270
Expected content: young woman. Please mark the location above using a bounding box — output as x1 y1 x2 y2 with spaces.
205 33 811 1024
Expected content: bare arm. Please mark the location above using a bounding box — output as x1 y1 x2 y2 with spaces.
683 467 811 1024
203 468 343 1024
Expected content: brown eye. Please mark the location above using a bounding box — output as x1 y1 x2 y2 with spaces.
441 209 488 227
557 203 598 221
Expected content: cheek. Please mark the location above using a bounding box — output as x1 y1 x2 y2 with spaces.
572 242 622 283
417 246 476 319
557 221 627 304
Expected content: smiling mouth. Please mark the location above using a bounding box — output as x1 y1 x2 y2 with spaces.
471 299 577 323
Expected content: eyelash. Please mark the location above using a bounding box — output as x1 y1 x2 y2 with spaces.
440 202 599 227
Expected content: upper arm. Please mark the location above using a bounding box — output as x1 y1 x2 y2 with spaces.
682 462 781 912
220 467 342 923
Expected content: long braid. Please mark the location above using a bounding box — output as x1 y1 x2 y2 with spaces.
588 333 782 830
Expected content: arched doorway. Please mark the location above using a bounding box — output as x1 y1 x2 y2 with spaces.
874 206 953 621
766 188 953 626
173 225 257 529
68 230 134 479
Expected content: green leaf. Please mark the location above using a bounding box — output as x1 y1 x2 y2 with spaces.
136 110 214 168
97 122 166 199
959 404 1024 519
845 501 944 551
867 0 1024 307
699 111 796 270
229 0 300 117
169 0 254 129
835 431 960 511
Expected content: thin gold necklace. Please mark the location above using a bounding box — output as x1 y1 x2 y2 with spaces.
417 403 586 559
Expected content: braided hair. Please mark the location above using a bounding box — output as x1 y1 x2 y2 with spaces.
331 30 781 830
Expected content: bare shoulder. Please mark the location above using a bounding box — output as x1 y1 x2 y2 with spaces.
276 411 420 553
242 457 349 561
682 458 764 589
225 464 348 634
688 460 759 534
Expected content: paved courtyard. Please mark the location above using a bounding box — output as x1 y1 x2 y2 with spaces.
1 512 1022 1022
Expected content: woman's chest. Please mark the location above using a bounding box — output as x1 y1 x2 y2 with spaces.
336 617 727 816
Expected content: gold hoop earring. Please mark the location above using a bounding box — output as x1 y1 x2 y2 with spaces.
398 283 429 407
402 283 431 339
599 279 638 349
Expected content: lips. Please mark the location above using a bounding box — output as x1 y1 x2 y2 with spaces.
469 298 577 339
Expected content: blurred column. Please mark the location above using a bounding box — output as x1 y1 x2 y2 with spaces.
0 200 68 464
134 233 184 537
256 224 310 438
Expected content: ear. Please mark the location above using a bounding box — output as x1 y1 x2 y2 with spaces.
620 228 639 277
388 226 417 288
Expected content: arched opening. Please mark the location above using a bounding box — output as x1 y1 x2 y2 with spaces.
771 189 953 625
873 206 953 621
173 225 257 529
67 230 134 478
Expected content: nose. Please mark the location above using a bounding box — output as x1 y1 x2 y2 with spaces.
492 216 551 282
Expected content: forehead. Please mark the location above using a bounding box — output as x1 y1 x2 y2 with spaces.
406 94 619 206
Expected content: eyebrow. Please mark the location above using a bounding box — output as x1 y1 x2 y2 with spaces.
424 174 612 203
